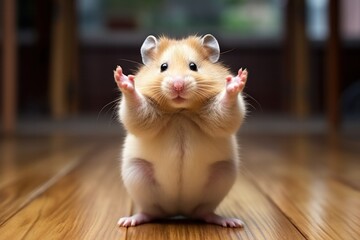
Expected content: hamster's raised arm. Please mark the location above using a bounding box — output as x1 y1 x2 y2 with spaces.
114 65 166 137
194 69 248 137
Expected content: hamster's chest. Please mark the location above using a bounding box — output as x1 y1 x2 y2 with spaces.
138 115 233 175
162 117 195 160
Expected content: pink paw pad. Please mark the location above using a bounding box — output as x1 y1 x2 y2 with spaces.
114 66 135 93
226 68 248 95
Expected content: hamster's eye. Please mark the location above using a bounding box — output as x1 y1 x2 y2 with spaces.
160 63 168 72
189 62 197 71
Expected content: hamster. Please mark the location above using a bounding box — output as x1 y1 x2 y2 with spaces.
114 34 248 228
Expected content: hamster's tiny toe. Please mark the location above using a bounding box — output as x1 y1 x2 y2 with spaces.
117 213 153 227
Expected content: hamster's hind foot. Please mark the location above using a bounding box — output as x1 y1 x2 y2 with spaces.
200 213 244 228
117 213 153 227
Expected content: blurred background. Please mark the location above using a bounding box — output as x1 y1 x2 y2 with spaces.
1 0 360 135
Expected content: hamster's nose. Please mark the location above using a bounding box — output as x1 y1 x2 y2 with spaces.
173 78 185 93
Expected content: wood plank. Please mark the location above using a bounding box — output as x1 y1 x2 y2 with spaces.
0 143 129 240
0 136 70 188
0 136 89 174
242 134 360 240
1 132 358 239
0 136 105 225
0 135 95 187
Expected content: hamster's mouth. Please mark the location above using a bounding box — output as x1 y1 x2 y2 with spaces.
172 96 186 104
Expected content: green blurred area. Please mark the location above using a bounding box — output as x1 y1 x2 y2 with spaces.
77 0 284 37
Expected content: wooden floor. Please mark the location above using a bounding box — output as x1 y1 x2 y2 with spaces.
0 122 359 240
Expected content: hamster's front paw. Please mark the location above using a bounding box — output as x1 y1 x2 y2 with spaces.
225 68 248 95
117 213 153 227
114 66 135 94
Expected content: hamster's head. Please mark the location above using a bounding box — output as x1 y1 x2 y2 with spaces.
134 34 230 111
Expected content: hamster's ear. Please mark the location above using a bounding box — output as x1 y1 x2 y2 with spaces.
201 34 220 63
141 35 157 65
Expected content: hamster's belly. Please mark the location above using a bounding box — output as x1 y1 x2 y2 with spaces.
122 123 238 215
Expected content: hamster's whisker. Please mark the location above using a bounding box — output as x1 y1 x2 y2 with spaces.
194 90 214 102
146 89 168 106
117 58 142 66
242 92 262 112
220 48 235 55
97 97 121 122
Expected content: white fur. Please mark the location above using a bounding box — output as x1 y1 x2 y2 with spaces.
116 35 247 227
120 95 245 217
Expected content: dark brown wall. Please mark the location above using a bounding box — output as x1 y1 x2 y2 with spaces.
15 40 360 117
